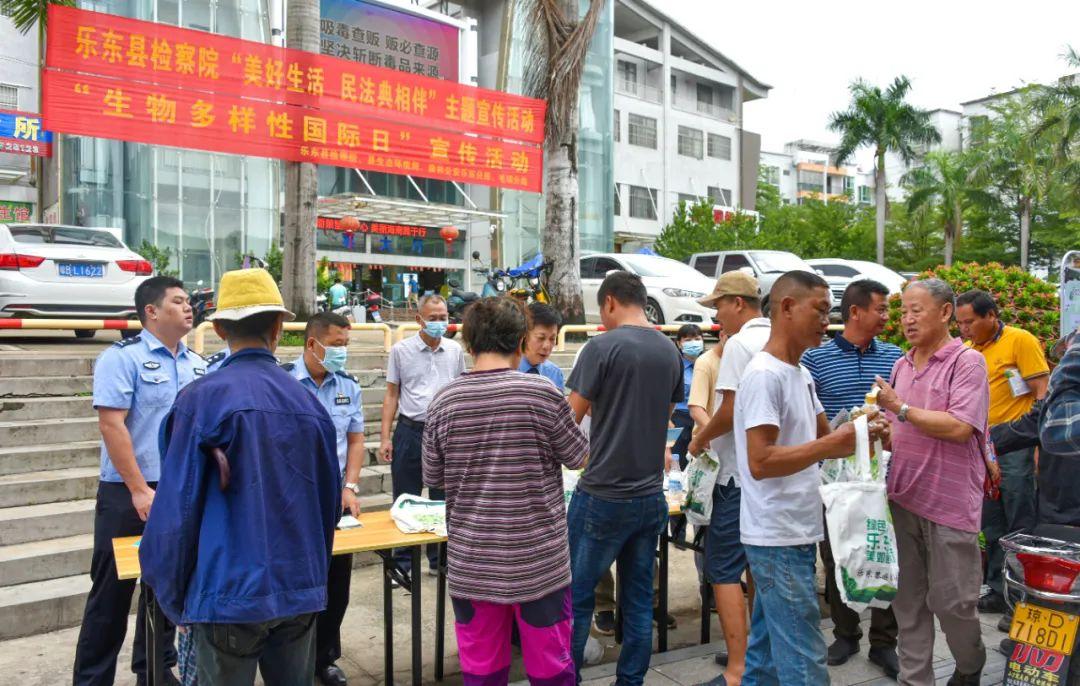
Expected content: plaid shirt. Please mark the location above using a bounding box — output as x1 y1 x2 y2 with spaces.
1041 339 1080 456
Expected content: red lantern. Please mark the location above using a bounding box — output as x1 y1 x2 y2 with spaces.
340 216 361 232
439 225 459 245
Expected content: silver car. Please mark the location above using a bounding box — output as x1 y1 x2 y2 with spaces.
0 224 151 337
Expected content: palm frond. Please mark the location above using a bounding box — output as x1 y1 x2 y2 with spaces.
6 0 74 35
519 0 605 142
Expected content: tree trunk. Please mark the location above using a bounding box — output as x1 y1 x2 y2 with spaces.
541 123 585 325
281 0 319 319
1020 195 1031 271
874 154 887 264
944 206 961 267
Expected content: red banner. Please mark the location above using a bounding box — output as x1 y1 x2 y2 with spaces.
46 5 545 146
43 69 541 192
317 216 429 238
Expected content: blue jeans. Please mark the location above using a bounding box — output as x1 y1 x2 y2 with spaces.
743 544 829 686
568 489 668 686
983 445 1036 596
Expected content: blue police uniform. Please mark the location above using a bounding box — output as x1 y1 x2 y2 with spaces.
204 347 229 373
283 356 365 673
73 330 206 686
518 357 566 392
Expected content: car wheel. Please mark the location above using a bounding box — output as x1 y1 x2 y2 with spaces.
645 298 665 325
74 329 96 339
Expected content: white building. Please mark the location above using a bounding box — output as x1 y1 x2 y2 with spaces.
611 0 769 251
0 7 41 219
759 140 874 206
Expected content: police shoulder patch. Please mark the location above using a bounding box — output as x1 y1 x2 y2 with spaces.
206 350 227 365
280 362 296 372
335 370 359 384
115 335 142 347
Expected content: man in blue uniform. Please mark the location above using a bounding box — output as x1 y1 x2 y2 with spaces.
204 347 229 372
140 268 341 684
282 311 365 686
73 275 206 686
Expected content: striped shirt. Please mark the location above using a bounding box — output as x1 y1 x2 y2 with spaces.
422 369 588 604
801 335 903 420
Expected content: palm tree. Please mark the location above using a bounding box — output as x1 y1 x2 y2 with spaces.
904 151 992 267
829 76 941 265
1033 47 1080 158
520 0 605 324
3 0 72 35
280 0 319 319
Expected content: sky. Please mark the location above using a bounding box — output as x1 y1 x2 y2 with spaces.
660 1 1080 169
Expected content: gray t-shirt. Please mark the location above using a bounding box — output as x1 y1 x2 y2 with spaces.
567 325 683 499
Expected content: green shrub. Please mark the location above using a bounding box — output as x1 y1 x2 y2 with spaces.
881 262 1059 356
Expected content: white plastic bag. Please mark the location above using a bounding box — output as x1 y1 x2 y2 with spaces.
389 493 447 537
682 451 721 527
819 415 899 612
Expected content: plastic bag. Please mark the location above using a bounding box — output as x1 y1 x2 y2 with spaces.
819 415 898 612
389 493 447 537
562 468 582 509
682 451 721 527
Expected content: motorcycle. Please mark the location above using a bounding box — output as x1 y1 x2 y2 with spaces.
471 251 510 297
189 281 216 326
505 253 552 305
1001 526 1080 685
445 279 480 339
365 290 384 324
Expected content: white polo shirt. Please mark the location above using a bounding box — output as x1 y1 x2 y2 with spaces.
386 333 466 422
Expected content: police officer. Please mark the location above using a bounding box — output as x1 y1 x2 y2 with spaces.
204 346 229 372
73 275 206 686
282 311 365 686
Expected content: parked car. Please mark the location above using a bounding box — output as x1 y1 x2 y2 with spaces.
580 253 716 325
0 224 152 338
688 250 816 310
807 258 908 295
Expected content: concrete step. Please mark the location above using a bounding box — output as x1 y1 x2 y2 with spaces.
0 417 99 449
0 395 95 422
0 376 93 397
0 440 99 477
0 574 103 641
0 356 96 378
0 533 93 587
0 499 96 546
0 467 99 508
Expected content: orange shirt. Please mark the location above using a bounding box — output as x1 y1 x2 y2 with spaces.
970 324 1049 426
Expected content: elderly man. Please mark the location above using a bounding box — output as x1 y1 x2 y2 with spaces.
381 294 467 580
875 279 991 686
140 268 341 685
519 302 565 391
956 289 1048 614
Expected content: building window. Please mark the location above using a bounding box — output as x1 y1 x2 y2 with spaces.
969 115 990 147
614 109 620 143
617 60 638 94
628 114 657 149
677 126 703 159
677 192 697 206
859 186 871 203
708 133 732 160
629 185 657 219
717 85 735 111
696 83 713 113
708 186 732 206
614 183 621 216
0 84 18 110
762 166 780 186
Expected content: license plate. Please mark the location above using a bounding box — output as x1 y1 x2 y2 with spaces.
58 263 104 278
1010 603 1079 655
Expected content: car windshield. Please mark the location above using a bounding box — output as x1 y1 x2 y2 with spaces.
9 225 122 248
751 251 812 273
619 255 704 279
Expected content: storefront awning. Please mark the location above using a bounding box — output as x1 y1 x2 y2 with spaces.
317 193 505 228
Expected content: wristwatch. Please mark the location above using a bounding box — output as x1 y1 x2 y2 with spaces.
344 482 360 496
897 403 910 423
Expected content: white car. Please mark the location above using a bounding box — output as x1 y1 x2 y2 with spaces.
0 224 152 337
580 253 716 325
806 258 907 295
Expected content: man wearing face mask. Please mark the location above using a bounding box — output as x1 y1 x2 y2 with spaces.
381 294 467 580
281 311 365 686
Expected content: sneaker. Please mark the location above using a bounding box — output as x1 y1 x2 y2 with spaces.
427 566 440 577
594 610 616 636
868 646 899 679
653 607 677 629
977 591 1007 613
998 613 1013 632
714 650 728 666
827 637 860 666
692 677 728 686
999 637 1016 657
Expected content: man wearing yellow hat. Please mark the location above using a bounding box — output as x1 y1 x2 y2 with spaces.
140 268 342 685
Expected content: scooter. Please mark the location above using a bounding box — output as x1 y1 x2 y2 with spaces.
1001 526 1080 685
446 279 480 338
190 281 215 326
471 251 510 297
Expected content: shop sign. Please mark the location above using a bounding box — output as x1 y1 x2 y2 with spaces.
317 216 430 237
0 110 52 157
0 200 33 222
320 0 458 82
44 5 543 145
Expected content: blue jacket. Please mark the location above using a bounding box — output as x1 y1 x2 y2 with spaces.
139 347 341 625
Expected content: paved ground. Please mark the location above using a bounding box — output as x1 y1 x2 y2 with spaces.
0 545 1010 685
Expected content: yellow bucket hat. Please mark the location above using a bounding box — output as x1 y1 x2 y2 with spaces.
208 268 295 322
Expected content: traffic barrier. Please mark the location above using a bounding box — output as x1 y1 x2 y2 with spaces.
0 318 142 331
191 320 394 354
555 322 844 351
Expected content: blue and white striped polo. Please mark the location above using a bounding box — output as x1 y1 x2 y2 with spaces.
801 334 903 420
